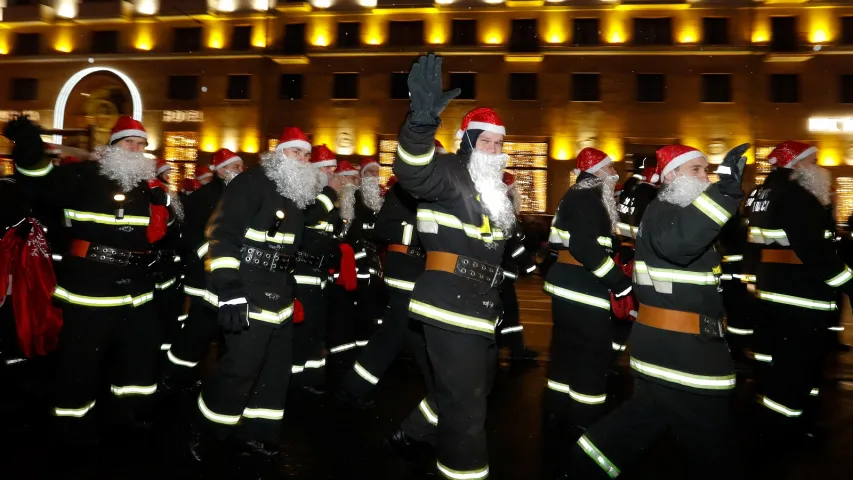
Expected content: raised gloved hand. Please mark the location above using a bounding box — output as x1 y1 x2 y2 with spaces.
218 298 249 333
716 143 750 199
407 54 460 126
4 115 45 167
148 180 170 206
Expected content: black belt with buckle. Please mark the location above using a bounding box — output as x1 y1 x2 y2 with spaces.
294 250 334 269
240 245 293 273
68 239 155 268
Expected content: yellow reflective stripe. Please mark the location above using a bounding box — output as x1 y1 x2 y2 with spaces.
198 394 241 425
155 277 177 290
64 209 150 226
385 277 416 291
549 226 570 244
646 267 717 285
110 384 157 396
419 398 438 426
740 274 757 284
547 380 607 405
409 300 497 334
758 395 803 417
398 145 435 166
824 230 833 239
596 236 613 248
209 257 240 271
511 245 526 258
353 362 379 385
826 266 853 287
436 462 489 480
54 400 96 418
243 407 284 420
692 193 731 226
316 193 334 212
810 388 820 396
726 326 754 336
196 242 209 259
53 286 154 308
167 349 198 368
750 352 773 363
616 222 633 237
416 209 501 243
16 162 54 177
578 435 620 479
402 223 414 245
354 250 368 260
612 342 626 351
630 357 736 390
244 228 295 245
592 257 616 278
722 255 743 262
294 275 324 286
544 282 610 310
756 290 837 311
248 303 295 324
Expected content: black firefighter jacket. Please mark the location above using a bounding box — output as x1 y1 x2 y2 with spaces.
294 186 340 290
180 177 224 303
374 183 425 294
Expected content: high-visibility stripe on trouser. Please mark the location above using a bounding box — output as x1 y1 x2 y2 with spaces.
758 395 803 417
436 461 489 480
167 349 199 368
547 380 607 405
577 434 620 478
197 393 241 425
353 361 379 385
419 398 438 426
110 384 157 396
54 400 97 418
242 407 284 420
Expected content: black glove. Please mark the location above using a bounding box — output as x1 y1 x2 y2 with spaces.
407 54 460 126
4 115 45 167
150 186 169 206
613 276 633 298
218 299 249 333
716 143 750 199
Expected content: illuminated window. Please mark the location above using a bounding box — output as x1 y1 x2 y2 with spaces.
504 141 548 213
754 146 774 185
268 138 279 151
569 170 578 188
165 132 199 190
0 136 12 176
836 177 853 222
378 139 398 187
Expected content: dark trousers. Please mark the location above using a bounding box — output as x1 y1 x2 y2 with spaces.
162 296 219 381
497 282 524 353
198 321 293 443
611 318 632 354
292 284 328 387
570 378 739 480
341 287 410 399
327 284 359 366
155 283 185 351
545 298 614 428
723 280 754 352
355 275 386 344
401 325 496 478
53 301 160 427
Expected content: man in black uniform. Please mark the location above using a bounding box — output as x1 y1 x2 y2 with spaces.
161 148 244 391
191 127 324 460
543 147 633 434
746 141 853 443
386 55 513 479
566 143 749 479
7 115 168 440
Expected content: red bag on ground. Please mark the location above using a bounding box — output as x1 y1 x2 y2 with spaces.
610 251 638 321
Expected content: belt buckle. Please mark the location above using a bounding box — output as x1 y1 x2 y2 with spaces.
490 268 504 289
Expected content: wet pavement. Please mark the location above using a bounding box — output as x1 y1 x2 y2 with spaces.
1 276 853 479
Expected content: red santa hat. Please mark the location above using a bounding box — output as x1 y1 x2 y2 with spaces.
275 127 312 153
435 139 447 154
211 148 242 171
311 144 337 169
360 158 379 174
181 178 201 193
456 107 506 139
109 116 147 145
653 145 707 183
573 147 613 175
335 160 359 177
195 164 212 181
155 159 172 176
767 141 818 169
503 171 516 187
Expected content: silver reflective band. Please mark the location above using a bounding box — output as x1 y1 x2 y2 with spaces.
758 395 803 417
549 226 570 246
196 242 209 258
409 300 497 334
16 162 54 177
751 352 773 363
611 342 626 352
402 223 414 245
160 344 171 351
52 254 63 262
726 326 754 336
547 380 606 405
64 209 149 226
526 265 537 273
810 388 820 396
167 350 199 368
110 384 157 396
354 251 368 260
825 266 853 287
577 435 620 478
511 246 525 258
209 257 240 271
243 407 284 420
398 145 435 166
244 228 295 245
178 314 188 322
330 343 357 354
500 325 523 334
316 193 334 212
155 277 177 290
53 286 154 308
248 303 295 324
357 273 371 279
597 236 613 248
503 271 518 280
756 290 837 311
353 362 379 385
385 277 416 291
419 399 439 426
828 326 845 332
355 340 369 347
294 275 324 286
693 193 731 226
54 400 96 418
417 209 505 243
592 257 616 278
722 255 743 262
630 357 736 390
544 282 610 310
436 461 489 480
198 394 240 425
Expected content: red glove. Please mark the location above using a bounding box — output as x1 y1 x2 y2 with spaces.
293 299 304 324
147 180 170 244
336 243 358 292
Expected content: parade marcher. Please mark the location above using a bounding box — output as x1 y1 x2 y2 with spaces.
7 115 169 441
161 148 244 392
352 159 387 340
567 143 749 480
195 164 213 186
543 147 633 434
190 128 325 460
746 141 853 445
718 208 752 357
386 55 512 480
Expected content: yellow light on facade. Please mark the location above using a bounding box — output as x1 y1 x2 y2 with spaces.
223 134 238 153
436 0 454 4
358 133 376 156
242 133 260 154
679 24 698 44
808 9 833 44
484 30 503 45
608 31 625 44
811 30 828 44
602 138 623 162
137 0 158 15
312 0 332 8
136 24 154 51
312 33 330 47
547 32 565 44
0 36 8 55
429 21 448 45
752 27 769 44
254 0 270 10
819 149 840 167
252 22 267 48
209 30 224 49
364 19 385 46
551 137 572 160
54 28 74 53
56 0 77 19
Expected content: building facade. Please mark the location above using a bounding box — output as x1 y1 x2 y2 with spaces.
1 0 853 217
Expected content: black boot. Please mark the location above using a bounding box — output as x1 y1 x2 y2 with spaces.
510 347 540 362
237 438 282 458
336 390 377 410
383 427 423 459
301 384 326 396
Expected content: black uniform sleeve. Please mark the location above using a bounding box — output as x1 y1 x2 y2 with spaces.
646 183 740 266
563 200 631 292
393 115 457 202
305 187 337 226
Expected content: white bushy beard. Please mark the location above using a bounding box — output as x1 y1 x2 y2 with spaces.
96 145 155 192
508 187 522 215
261 151 324 209
339 183 358 235
468 150 516 231
221 170 240 185
658 174 711 208
360 176 383 213
575 174 619 232
168 190 184 221
792 164 832 206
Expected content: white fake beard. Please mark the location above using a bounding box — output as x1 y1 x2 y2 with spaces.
339 183 358 235
96 145 155 192
509 189 522 215
221 170 240 185
792 164 832 206
574 174 619 232
168 190 185 221
468 150 516 231
658 174 711 208
360 176 384 213
261 151 323 209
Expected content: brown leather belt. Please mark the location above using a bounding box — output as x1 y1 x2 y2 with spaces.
760 249 802 265
557 250 582 266
426 251 463 274
636 304 701 335
388 244 425 258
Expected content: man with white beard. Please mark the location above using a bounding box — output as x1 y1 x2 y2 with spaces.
189 127 326 463
543 147 633 441
386 54 511 479
745 141 853 450
565 143 749 480
5 115 168 445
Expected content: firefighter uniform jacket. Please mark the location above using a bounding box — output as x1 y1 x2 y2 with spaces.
14 159 158 307
393 116 507 339
374 183 425 293
180 177 225 304
632 182 740 396
740 188 761 286
501 227 536 284
545 173 631 311
294 186 340 289
746 168 853 312
206 167 319 326
345 191 380 278
616 181 658 243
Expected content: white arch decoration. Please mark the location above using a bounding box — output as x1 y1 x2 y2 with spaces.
52 66 143 145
